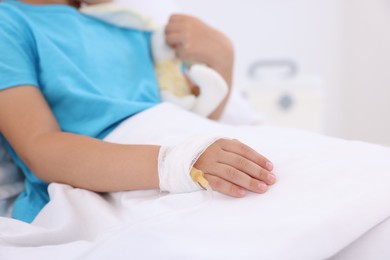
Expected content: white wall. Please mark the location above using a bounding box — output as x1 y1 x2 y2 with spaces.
175 0 390 146
175 0 345 135
341 0 390 145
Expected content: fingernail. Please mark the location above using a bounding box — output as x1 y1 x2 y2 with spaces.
258 182 268 192
266 162 273 171
267 173 276 183
238 189 246 196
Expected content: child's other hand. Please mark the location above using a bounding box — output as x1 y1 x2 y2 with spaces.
194 139 276 197
165 14 234 72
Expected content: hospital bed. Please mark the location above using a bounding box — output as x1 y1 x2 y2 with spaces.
1 96 390 259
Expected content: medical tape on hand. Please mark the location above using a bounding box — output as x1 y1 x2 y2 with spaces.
158 136 220 193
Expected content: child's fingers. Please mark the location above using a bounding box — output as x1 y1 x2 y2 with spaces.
204 174 246 198
165 31 200 59
168 14 198 27
219 139 273 171
165 32 185 48
168 14 186 23
217 152 276 185
166 15 194 34
174 44 194 60
194 138 276 197
165 32 195 59
215 164 268 194
165 23 183 35
168 42 199 61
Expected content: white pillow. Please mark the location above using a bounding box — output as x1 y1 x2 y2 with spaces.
0 138 24 217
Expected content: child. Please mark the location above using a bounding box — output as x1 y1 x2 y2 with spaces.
0 0 276 223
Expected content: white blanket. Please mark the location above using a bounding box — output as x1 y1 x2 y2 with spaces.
1 103 390 259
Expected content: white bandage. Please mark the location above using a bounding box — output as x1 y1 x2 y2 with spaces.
158 136 220 193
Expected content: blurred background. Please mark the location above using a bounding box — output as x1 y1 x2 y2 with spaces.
172 0 390 147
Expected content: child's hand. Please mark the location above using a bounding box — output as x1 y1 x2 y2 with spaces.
165 14 234 72
165 14 234 119
194 139 276 197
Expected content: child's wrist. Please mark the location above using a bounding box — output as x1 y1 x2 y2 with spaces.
158 136 221 193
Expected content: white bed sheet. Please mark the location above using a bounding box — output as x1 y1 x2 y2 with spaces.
1 103 390 259
331 217 390 260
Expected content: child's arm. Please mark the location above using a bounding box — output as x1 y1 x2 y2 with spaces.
165 14 234 120
0 86 160 192
0 86 274 196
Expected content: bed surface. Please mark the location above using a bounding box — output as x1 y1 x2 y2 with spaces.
1 103 390 259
